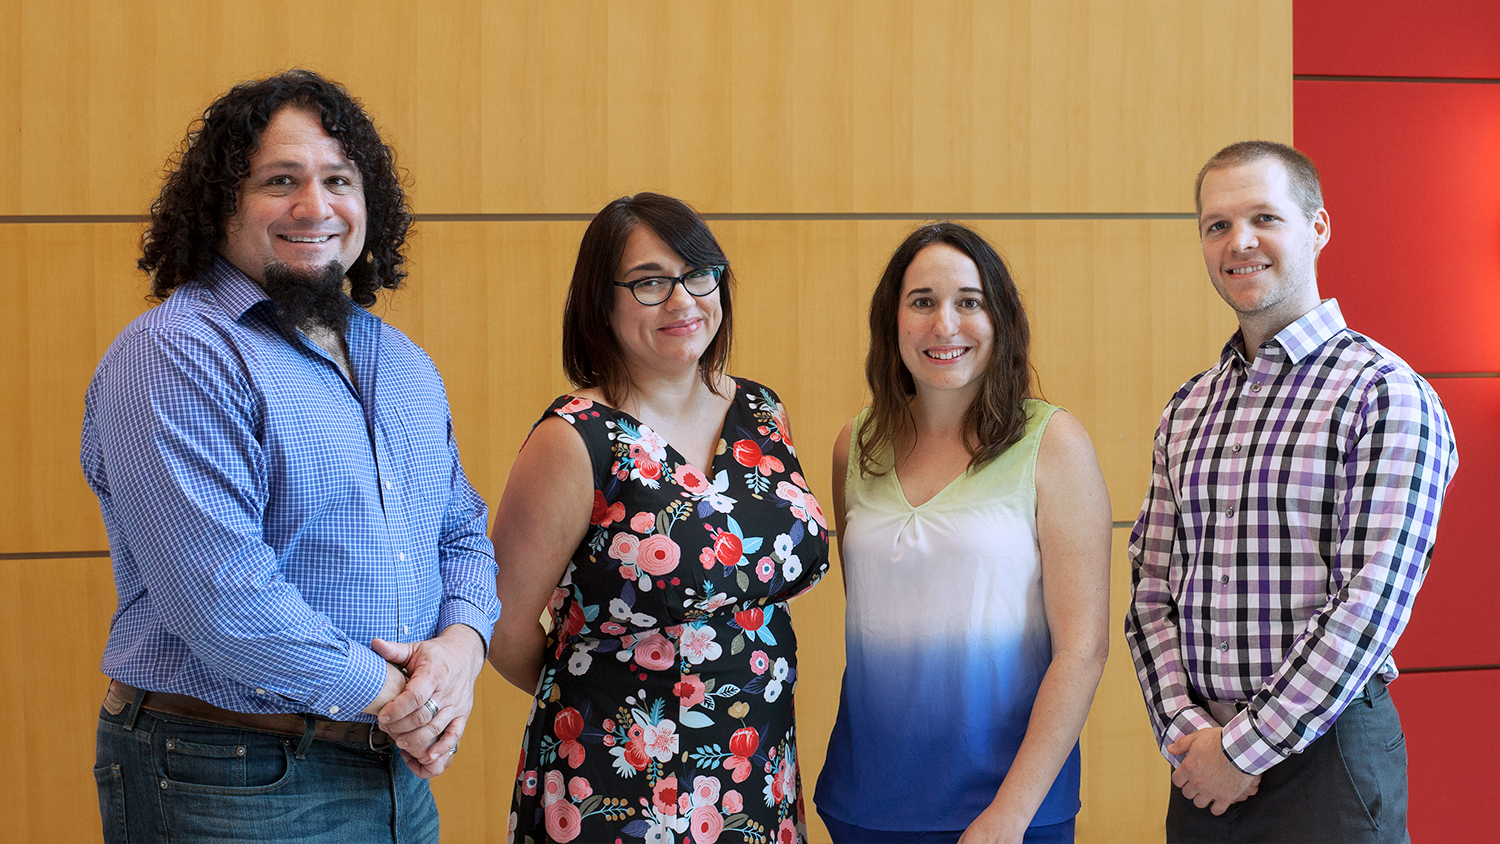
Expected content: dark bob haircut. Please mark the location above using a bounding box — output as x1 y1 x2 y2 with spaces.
138 68 411 306
858 221 1033 478
561 193 734 406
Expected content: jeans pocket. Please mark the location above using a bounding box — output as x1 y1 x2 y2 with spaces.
158 730 295 795
94 763 128 844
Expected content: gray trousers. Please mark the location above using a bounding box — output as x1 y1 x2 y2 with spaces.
1166 680 1409 844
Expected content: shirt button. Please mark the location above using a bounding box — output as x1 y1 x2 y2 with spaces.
1250 382 1261 392
384 480 392 491
1225 506 1235 517
1220 574 1229 584
1219 642 1230 652
397 552 406 562
1232 443 1242 452
255 688 266 695
328 706 340 715
401 625 410 636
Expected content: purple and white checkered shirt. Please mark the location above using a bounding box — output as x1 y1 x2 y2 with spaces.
1126 299 1457 776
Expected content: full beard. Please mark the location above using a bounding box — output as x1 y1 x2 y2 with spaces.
260 261 353 342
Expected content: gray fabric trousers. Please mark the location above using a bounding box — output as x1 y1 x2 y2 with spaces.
1166 680 1409 844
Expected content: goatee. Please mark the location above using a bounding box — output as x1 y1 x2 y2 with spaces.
261 261 353 342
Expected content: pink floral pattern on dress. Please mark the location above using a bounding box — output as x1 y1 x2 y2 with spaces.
512 380 827 843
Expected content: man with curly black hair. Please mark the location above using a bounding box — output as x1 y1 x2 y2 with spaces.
83 69 499 843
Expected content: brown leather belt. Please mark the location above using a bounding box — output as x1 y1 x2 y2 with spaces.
105 680 392 752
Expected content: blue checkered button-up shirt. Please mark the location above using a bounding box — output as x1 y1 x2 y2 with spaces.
1126 299 1457 775
82 258 499 721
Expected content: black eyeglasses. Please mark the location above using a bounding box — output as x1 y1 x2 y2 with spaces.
613 265 724 306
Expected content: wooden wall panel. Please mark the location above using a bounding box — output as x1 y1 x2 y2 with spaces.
0 558 119 844
3 0 1290 216
1075 529 1172 842
0 224 152 554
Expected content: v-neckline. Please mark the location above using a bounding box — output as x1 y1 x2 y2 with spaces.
891 461 969 510
573 378 742 478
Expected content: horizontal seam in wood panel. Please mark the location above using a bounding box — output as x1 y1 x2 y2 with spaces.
1419 372 1500 379
0 212 1199 225
1112 521 1135 529
1295 74 1500 85
1400 664 1500 674
0 550 111 560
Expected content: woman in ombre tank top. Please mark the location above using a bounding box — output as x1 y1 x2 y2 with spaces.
814 223 1112 844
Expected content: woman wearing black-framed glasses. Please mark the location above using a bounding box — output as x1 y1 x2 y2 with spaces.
488 192 829 843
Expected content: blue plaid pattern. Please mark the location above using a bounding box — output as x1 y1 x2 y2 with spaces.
1126 299 1457 775
82 257 499 721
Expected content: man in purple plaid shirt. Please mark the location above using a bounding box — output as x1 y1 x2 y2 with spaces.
1126 141 1458 843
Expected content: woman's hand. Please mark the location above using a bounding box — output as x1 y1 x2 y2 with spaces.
957 802 1029 844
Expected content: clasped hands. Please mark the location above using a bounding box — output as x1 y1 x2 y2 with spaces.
1168 727 1261 815
368 624 485 779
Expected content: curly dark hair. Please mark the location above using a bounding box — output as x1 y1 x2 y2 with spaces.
138 69 411 306
859 222 1034 478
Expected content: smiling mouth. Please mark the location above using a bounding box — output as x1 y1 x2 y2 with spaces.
280 235 334 244
925 348 969 361
1227 264 1269 275
660 318 703 333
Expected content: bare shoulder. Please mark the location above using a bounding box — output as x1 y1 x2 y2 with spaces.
1038 409 1100 466
511 413 593 486
1036 409 1109 505
834 416 856 461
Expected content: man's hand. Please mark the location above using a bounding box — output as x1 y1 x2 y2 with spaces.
370 624 485 778
1168 728 1261 815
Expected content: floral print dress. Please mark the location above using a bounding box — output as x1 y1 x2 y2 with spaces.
511 378 829 844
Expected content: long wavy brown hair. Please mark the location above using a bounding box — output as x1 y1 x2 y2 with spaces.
138 69 411 306
858 222 1034 478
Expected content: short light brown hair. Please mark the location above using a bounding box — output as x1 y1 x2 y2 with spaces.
1194 140 1324 220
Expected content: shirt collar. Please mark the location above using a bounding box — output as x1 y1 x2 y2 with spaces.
1221 298 1346 367
202 255 274 321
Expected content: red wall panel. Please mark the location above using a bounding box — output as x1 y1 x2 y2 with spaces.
1294 79 1500 372
1387 670 1500 841
1295 0 1500 78
1390 378 1499 669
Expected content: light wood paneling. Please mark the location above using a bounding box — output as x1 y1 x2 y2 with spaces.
0 224 152 554
0 557 118 844
1074 529 1173 843
3 0 1290 215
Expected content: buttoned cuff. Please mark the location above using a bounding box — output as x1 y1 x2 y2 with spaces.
1221 710 1287 775
306 642 390 722
439 598 497 655
1164 706 1219 763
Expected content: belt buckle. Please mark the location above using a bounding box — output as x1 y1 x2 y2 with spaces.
366 724 393 753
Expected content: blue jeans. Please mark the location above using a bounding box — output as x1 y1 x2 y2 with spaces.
95 690 438 843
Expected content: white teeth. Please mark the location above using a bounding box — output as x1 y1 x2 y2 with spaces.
1228 265 1268 275
283 235 332 243
926 348 966 361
